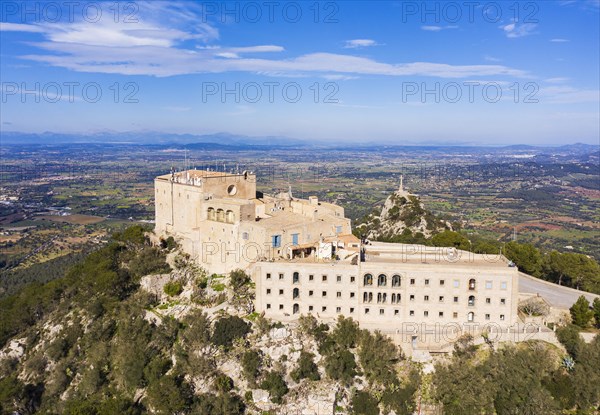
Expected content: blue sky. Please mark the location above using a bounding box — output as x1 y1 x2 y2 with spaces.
1 0 599 145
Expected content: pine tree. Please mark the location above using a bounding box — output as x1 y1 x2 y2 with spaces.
593 298 600 329
570 296 593 328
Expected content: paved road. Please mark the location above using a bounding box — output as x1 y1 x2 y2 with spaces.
518 272 599 309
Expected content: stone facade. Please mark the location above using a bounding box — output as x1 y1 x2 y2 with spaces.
155 169 519 345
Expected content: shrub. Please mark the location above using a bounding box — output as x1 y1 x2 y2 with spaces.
290 351 320 382
211 316 251 349
351 391 379 415
260 371 288 404
163 281 183 297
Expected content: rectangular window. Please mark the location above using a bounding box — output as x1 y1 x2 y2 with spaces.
266 273 271 280
267 304 271 309
486 281 493 289
266 289 271 295
500 314 505 321
322 291 327 297
485 314 490 320
453 296 459 303
453 312 458 318
365 308 370 314
410 294 415 301
453 280 460 288
379 309 384 315
309 290 314 296
439 296 444 302
394 309 399 315
425 279 430 285
336 275 342 283
279 304 283 310
424 311 429 317
322 306 327 312
486 297 491 304
350 292 355 298
279 273 284 280
322 275 327 282
336 225 342 234
409 310 415 316
279 289 284 295
500 298 506 305
336 307 341 313
350 276 356 283
337 291 342 298
440 279 445 286
350 307 355 313
501 282 507 290
291 233 299 245
439 312 444 318
272 235 281 248
309 305 313 311
309 274 314 281
410 278 415 285
424 295 429 301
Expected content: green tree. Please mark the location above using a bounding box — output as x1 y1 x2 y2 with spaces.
357 330 400 386
430 230 470 250
351 390 380 415
570 296 593 328
504 242 543 277
556 324 584 360
241 349 262 386
324 349 358 384
229 269 250 289
290 351 320 382
211 315 251 350
593 298 600 329
331 315 360 349
260 371 288 404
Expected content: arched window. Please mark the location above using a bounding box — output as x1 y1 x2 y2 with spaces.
363 292 369 303
392 274 401 287
364 273 373 286
293 272 299 284
207 207 215 221
377 293 383 303
468 295 475 306
469 279 476 290
293 303 299 314
467 312 474 322
216 208 225 222
368 292 373 303
293 288 299 299
378 274 387 287
225 210 235 223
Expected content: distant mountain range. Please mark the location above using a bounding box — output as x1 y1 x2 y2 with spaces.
1 131 598 155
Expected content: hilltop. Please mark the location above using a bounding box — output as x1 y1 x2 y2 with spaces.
356 180 451 242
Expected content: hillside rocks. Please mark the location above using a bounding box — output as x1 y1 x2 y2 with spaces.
357 182 450 241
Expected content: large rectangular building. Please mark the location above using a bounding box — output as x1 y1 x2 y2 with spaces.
155 169 519 344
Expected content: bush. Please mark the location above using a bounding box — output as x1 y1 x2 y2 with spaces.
556 324 584 360
229 269 250 289
352 391 380 415
290 351 320 382
241 350 262 386
211 315 251 349
163 281 183 297
260 371 288 404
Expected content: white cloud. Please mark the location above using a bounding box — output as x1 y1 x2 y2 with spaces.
7 4 529 80
539 86 600 104
484 55 501 62
344 39 378 48
421 25 458 32
0 22 46 33
544 77 570 83
501 21 537 38
550 38 569 42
